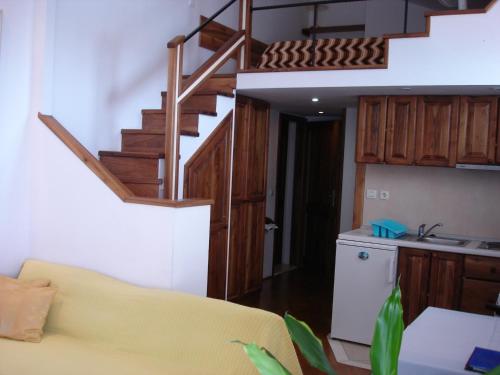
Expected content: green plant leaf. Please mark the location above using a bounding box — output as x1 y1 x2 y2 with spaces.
232 340 292 375
370 283 404 375
486 366 500 375
284 313 336 375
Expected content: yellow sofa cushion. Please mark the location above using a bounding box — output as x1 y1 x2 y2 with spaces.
0 260 302 375
0 276 56 343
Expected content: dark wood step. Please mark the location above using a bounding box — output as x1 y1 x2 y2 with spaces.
121 129 199 153
99 151 162 179
118 177 162 198
161 89 235 109
182 74 236 92
141 109 217 132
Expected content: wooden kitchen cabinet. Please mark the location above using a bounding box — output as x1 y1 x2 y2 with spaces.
385 96 417 165
356 96 387 163
415 96 460 167
399 248 464 325
457 96 498 164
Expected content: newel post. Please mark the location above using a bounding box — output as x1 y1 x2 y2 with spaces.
164 35 185 200
238 0 252 70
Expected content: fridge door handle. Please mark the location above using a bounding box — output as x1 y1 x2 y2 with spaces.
387 254 396 284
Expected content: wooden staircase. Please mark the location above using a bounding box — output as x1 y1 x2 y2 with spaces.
98 75 236 198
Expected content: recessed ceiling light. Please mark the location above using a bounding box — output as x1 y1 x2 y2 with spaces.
400 87 412 91
312 97 319 102
318 111 325 114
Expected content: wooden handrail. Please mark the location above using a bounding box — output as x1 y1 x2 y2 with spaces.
38 113 212 208
167 35 186 48
163 29 245 200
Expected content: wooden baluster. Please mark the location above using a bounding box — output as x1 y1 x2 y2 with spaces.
238 0 252 70
165 35 185 200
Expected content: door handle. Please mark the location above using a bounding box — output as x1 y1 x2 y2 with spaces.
358 251 369 260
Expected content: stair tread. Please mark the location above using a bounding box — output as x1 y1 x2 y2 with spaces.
142 108 218 117
119 176 163 184
99 150 165 159
121 129 199 137
182 73 236 79
161 89 234 98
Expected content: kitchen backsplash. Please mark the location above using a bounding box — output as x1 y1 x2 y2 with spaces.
362 164 500 238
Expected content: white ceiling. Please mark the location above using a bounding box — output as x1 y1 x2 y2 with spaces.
237 85 500 117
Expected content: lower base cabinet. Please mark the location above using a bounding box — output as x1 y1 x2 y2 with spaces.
398 248 500 326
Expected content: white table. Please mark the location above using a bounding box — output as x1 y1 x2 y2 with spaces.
398 307 500 375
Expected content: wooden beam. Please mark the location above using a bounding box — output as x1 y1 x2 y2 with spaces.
352 163 366 229
302 24 365 37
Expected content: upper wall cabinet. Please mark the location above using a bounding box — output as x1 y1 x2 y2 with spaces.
415 96 460 167
356 96 387 163
457 96 498 165
385 96 417 165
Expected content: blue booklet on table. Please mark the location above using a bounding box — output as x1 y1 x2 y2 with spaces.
466 347 500 373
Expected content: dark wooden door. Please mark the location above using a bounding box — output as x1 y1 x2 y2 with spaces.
228 95 269 299
184 113 233 299
457 96 498 164
398 248 431 325
415 96 459 167
428 252 464 310
356 96 387 163
385 96 417 165
292 121 344 284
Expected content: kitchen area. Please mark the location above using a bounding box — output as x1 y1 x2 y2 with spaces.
330 95 500 373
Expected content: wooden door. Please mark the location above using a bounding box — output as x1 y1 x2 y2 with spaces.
398 248 431 325
292 121 344 284
184 113 233 299
428 252 464 310
457 96 498 164
356 96 387 163
228 95 269 299
385 96 417 165
415 96 459 167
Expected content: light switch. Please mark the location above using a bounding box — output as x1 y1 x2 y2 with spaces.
380 190 390 200
366 189 378 199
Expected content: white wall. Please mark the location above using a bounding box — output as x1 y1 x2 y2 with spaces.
339 106 357 233
0 0 35 276
30 121 210 294
237 4 500 89
363 164 500 239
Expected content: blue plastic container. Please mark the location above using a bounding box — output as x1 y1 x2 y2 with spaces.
369 219 407 239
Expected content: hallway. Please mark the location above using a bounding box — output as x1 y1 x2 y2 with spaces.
235 269 370 375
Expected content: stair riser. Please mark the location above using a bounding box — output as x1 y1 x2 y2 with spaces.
122 133 164 153
100 156 159 179
125 182 161 198
142 112 199 134
184 77 236 94
161 94 217 113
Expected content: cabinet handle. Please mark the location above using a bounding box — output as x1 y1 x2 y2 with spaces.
358 251 369 260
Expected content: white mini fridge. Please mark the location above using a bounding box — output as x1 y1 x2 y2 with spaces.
331 239 398 345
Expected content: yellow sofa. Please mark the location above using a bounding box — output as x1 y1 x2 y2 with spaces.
0 260 302 375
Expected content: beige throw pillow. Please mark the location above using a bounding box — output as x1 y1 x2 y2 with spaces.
0 276 56 343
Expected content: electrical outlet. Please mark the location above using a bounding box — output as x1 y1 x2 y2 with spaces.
380 190 390 200
366 189 378 199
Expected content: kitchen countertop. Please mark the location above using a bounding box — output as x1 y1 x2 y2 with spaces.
339 227 500 258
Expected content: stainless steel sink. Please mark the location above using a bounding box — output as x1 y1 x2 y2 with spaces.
418 234 469 247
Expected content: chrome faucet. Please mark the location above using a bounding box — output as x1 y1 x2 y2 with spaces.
418 223 443 239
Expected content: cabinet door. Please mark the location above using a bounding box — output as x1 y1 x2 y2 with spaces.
457 96 498 164
385 96 417 165
461 278 500 315
242 201 266 294
232 97 250 201
356 96 387 163
415 96 459 167
398 248 431 325
428 252 464 310
246 99 270 199
227 204 244 300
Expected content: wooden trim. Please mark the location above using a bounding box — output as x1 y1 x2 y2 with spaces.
302 24 365 37
425 8 488 17
384 31 429 39
38 113 212 208
239 63 387 74
352 163 366 229
181 31 245 102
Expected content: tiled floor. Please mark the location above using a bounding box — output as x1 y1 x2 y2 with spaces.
234 269 370 375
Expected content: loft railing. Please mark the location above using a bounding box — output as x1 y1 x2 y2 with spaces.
163 0 249 200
